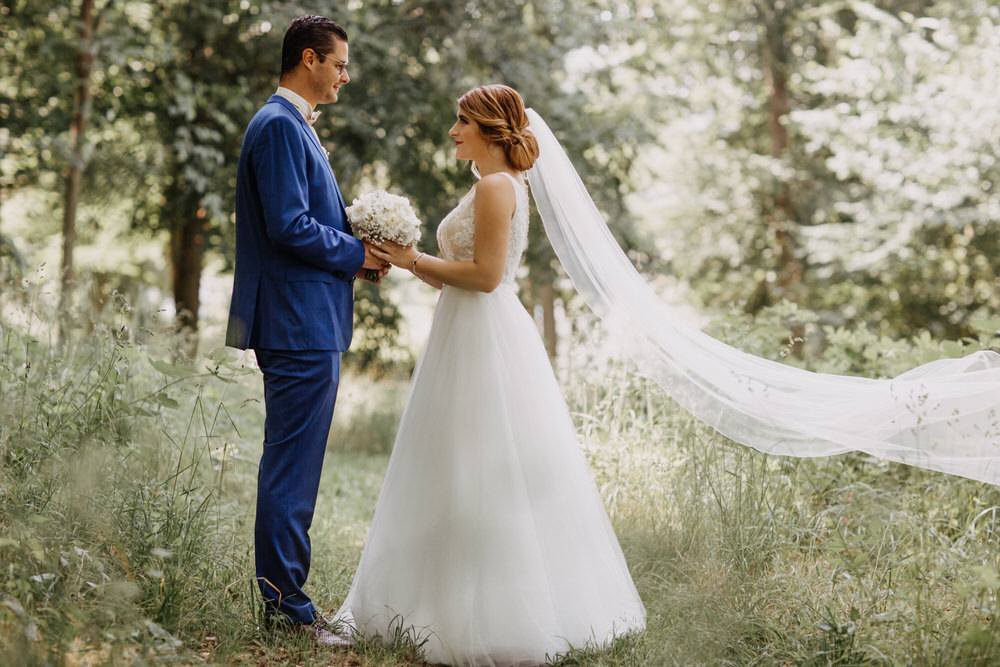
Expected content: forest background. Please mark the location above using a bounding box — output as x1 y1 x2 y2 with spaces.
3 0 1000 665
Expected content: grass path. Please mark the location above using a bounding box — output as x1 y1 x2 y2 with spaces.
5 328 1000 665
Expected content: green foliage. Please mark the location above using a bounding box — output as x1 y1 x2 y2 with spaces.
3 0 659 362
1 1 79 191
637 0 1000 340
349 279 412 375
344 613 431 664
0 290 261 663
332 0 650 227
328 371 409 456
6 0 1000 360
141 0 278 246
788 3 1000 339
557 305 1000 665
1 0 154 199
330 0 656 326
4 275 1000 665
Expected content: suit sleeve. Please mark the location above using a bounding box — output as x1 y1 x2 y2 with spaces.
253 115 366 276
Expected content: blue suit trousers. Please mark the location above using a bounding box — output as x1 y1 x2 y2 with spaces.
254 349 341 624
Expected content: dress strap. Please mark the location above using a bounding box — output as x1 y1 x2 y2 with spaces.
495 171 525 190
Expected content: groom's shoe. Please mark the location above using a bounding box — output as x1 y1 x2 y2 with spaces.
300 612 354 648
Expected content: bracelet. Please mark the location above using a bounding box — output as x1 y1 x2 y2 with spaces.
411 252 425 274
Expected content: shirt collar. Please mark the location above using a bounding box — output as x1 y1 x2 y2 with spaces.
274 87 319 125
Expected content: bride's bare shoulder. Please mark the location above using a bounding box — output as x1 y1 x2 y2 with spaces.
474 172 517 211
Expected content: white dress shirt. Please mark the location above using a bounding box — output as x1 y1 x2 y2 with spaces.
275 86 318 124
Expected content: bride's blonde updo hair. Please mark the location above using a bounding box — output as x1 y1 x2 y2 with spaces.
458 84 539 172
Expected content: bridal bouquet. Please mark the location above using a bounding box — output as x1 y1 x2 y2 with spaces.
346 190 423 248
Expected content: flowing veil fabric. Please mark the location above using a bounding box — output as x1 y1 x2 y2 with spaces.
525 108 1000 486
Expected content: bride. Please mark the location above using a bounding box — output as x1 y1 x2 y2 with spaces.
334 85 646 665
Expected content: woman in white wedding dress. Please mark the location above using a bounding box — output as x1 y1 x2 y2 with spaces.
334 85 646 665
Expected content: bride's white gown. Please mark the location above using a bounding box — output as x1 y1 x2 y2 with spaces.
335 172 646 666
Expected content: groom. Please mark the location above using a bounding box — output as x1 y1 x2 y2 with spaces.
226 15 386 644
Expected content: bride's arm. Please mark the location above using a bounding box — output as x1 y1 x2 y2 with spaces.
372 176 514 293
413 270 445 290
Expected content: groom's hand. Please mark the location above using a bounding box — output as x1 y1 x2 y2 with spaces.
362 241 391 271
357 241 390 283
356 265 390 283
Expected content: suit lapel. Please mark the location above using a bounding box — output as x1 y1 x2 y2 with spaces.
268 95 328 158
267 96 349 227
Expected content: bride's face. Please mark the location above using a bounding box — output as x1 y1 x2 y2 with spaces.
449 112 489 162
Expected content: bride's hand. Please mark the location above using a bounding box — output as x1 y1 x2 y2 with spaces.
371 241 419 269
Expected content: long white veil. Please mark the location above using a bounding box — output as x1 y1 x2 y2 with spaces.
525 108 1000 486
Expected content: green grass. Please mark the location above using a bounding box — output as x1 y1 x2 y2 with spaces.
3 294 1000 665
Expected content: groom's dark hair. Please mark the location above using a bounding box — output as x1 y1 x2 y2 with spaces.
281 16 348 77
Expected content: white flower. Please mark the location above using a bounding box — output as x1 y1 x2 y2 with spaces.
346 190 423 247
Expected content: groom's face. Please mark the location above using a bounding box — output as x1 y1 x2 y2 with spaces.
310 37 350 106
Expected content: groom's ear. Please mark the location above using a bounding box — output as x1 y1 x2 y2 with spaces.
300 48 320 71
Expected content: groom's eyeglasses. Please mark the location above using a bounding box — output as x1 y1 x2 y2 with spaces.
314 51 349 76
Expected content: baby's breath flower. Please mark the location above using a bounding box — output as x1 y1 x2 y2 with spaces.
346 191 423 247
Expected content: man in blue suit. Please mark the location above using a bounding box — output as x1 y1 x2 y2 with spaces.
225 15 386 645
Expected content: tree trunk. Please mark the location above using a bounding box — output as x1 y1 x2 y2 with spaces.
767 63 801 289
60 0 98 327
767 60 790 160
758 0 803 291
757 0 805 357
61 168 82 303
170 213 206 353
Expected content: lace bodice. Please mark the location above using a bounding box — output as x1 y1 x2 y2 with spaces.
436 171 529 287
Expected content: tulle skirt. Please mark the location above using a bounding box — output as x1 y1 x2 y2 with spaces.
335 285 645 666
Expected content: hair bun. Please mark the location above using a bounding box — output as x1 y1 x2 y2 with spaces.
458 84 540 171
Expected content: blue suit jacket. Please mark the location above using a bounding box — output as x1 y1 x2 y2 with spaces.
226 96 366 351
